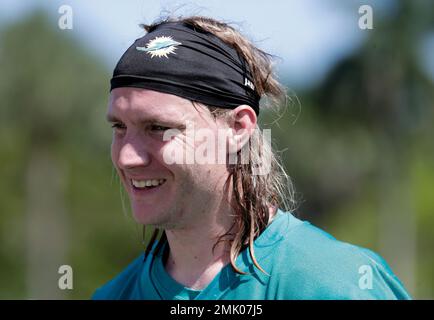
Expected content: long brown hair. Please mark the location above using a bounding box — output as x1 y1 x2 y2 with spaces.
141 15 297 274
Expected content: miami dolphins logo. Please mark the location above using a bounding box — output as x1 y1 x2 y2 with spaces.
136 36 182 58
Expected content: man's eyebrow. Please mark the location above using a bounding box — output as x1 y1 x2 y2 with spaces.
105 113 184 126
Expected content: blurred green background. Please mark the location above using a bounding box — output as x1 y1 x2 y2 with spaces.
0 1 433 299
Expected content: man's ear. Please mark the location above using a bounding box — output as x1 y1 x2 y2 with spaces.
227 105 257 154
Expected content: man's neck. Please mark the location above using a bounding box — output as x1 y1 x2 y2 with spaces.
162 206 277 290
163 215 233 290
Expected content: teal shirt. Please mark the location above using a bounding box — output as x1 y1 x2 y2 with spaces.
92 210 411 300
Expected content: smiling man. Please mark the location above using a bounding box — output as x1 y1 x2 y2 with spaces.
92 15 411 300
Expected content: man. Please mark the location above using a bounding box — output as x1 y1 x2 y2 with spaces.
92 16 410 299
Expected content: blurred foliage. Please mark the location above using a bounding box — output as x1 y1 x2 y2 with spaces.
261 0 434 298
0 1 433 299
0 12 142 299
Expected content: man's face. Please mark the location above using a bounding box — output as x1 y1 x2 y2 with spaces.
107 88 230 229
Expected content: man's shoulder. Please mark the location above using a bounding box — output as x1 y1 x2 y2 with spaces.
91 253 146 300
268 211 387 269
263 211 411 299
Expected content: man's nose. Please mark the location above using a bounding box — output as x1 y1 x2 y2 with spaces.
116 139 151 170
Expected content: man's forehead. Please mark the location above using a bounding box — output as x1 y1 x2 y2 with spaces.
107 88 195 122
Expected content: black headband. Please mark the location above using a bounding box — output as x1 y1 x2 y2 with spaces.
110 21 261 115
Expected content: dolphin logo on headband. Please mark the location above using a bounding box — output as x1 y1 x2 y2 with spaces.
136 36 182 58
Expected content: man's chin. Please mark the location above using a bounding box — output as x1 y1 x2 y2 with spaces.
132 210 162 226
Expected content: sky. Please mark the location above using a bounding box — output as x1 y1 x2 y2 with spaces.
1 0 432 89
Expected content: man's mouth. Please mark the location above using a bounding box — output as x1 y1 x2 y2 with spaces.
130 178 166 190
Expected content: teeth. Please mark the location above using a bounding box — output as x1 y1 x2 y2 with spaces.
133 180 146 188
132 179 165 189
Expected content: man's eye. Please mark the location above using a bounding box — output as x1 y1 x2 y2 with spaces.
111 123 126 130
150 125 170 132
